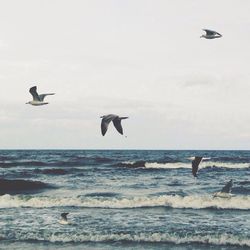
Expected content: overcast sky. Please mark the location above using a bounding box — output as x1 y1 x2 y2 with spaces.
1 0 250 149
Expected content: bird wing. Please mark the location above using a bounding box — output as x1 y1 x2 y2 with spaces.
221 180 233 193
61 213 68 220
192 156 203 177
203 29 217 36
39 93 55 101
29 86 41 101
215 31 222 36
113 119 123 135
101 116 114 136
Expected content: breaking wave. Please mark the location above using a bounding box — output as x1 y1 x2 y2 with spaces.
0 194 249 210
117 161 250 169
0 231 249 247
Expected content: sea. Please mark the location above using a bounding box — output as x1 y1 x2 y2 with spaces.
0 150 249 250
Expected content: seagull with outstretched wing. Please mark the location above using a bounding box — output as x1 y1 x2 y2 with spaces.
100 114 128 136
200 29 222 39
26 86 55 106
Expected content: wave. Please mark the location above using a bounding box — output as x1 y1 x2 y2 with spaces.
116 161 250 169
115 161 146 168
188 156 250 163
239 180 250 185
211 156 250 163
0 194 249 210
233 186 250 195
1 231 249 247
94 157 114 163
1 157 250 170
0 156 115 168
34 168 68 175
0 161 47 168
84 192 121 197
0 179 53 195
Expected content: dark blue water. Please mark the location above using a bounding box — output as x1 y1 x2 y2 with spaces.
0 150 249 249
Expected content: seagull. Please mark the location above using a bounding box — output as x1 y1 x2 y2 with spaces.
213 179 233 198
26 86 55 106
191 156 203 177
59 212 69 225
200 29 222 39
100 114 128 136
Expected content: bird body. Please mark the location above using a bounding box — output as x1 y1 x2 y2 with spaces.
26 101 49 106
100 114 128 136
58 219 69 225
26 86 55 106
58 212 69 225
200 29 222 39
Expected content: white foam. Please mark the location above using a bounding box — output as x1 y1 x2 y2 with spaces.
0 194 249 210
49 233 250 246
141 161 250 169
6 231 250 247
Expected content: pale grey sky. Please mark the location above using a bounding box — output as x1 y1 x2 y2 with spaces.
1 0 250 149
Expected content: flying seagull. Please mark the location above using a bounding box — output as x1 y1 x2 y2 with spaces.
100 114 128 136
26 86 55 106
59 212 69 225
200 29 222 39
192 156 203 177
213 179 233 198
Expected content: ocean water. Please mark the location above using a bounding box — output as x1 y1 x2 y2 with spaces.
0 150 249 250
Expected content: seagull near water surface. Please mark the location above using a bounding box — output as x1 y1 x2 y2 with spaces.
59 212 70 225
100 114 128 136
200 29 222 39
26 86 55 106
213 179 233 198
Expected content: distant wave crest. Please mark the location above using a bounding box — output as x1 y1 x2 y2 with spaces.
0 156 115 168
117 161 250 169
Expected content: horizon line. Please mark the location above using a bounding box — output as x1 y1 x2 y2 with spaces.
0 148 250 151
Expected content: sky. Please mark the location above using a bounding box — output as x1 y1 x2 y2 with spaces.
1 0 250 149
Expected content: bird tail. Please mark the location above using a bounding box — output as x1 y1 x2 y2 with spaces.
119 117 128 120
